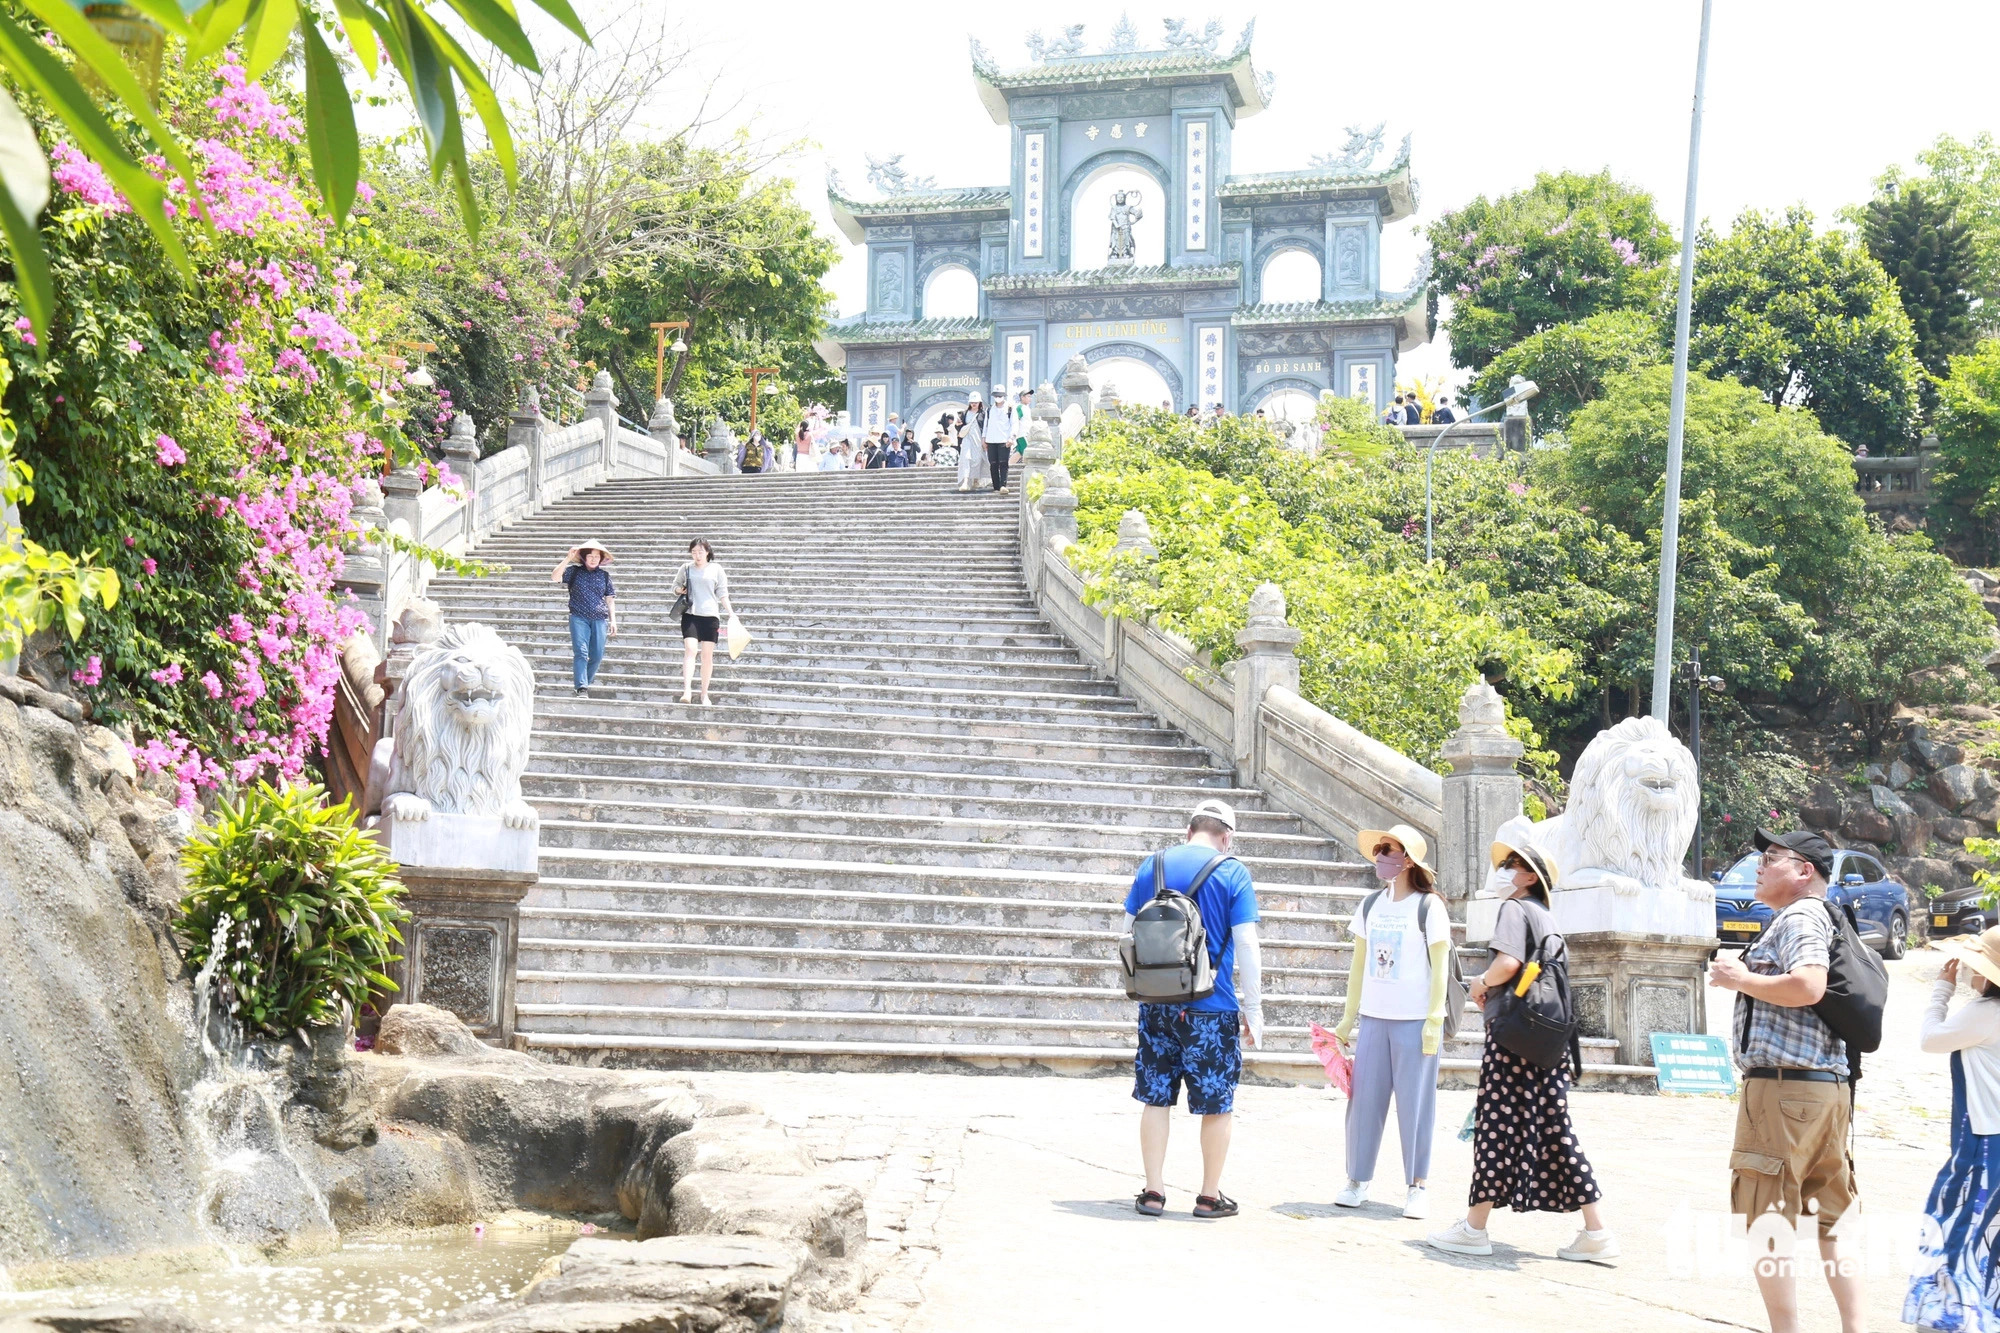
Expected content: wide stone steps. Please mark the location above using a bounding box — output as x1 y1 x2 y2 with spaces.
519 772 1292 831
529 797 1331 857
438 470 1655 1087
538 814 1343 874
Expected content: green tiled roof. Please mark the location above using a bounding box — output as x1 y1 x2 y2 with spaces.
829 317 992 345
827 184 1010 243
1218 136 1417 221
1232 293 1422 326
969 27 1266 124
985 263 1241 294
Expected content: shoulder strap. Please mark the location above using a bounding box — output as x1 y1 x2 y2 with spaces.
1185 854 1235 898
1151 851 1166 899
1359 888 1383 931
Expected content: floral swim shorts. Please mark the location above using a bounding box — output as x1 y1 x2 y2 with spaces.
1133 1005 1242 1116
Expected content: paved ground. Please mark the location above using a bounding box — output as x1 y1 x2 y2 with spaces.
693 950 1962 1331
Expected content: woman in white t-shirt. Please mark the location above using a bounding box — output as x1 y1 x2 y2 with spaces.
1331 822 1453 1220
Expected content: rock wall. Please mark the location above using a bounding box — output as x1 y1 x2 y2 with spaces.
0 678 201 1276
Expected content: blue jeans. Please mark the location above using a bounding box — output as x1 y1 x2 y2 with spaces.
569 614 607 688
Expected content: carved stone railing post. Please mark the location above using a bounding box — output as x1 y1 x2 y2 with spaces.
585 370 617 476
1096 382 1123 420
441 412 481 545
378 599 443 740
650 397 682 478
1022 418 1057 492
510 385 544 508
1232 583 1303 784
1111 509 1157 560
1059 354 1093 423
1438 679 1525 910
1040 462 1077 543
337 478 391 653
1032 379 1062 458
705 418 739 475
380 461 425 605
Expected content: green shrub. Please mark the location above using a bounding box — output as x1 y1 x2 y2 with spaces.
175 783 408 1038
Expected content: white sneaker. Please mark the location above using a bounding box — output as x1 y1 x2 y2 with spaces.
1556 1228 1620 1264
1402 1186 1429 1219
1426 1218 1493 1256
1333 1179 1370 1209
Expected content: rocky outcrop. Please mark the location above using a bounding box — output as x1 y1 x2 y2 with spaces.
0 681 202 1277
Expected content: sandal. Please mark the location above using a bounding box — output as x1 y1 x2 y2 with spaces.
1192 1192 1238 1220
1133 1189 1165 1217
679 691 692 704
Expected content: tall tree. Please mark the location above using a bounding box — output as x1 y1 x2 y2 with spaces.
1688 207 1922 451
1861 185 1978 376
1426 170 1673 373
1862 132 2000 335
573 170 838 432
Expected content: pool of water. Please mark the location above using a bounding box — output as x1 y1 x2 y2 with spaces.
1 1222 626 1328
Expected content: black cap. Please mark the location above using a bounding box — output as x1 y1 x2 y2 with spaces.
1754 828 1834 878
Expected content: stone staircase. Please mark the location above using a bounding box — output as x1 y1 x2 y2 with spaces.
428 469 1631 1084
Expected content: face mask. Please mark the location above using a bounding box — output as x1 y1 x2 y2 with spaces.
1373 852 1407 881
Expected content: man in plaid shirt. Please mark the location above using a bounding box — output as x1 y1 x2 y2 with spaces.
1707 828 1864 1333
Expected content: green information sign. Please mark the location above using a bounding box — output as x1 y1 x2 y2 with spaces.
1650 1033 1737 1096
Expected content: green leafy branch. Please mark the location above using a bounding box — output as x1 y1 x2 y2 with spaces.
0 0 591 343
0 362 116 655
373 525 504 578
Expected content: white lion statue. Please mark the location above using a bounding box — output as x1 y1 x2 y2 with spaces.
1491 715 1713 936
369 623 538 832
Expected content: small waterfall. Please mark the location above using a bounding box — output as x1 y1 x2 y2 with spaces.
183 920 338 1253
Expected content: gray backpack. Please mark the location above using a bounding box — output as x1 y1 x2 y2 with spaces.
1118 853 1233 1004
1358 888 1468 1040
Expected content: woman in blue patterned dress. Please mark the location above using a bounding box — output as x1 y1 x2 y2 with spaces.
1906 927 2000 1332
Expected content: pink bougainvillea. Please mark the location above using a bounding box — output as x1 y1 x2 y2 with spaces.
50 143 128 212
71 655 102 686
150 663 184 685
155 434 186 466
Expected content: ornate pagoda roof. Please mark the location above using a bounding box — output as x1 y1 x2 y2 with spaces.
984 262 1242 295
827 181 1011 244
815 316 992 370
968 22 1268 125
1233 288 1431 352
1219 134 1418 221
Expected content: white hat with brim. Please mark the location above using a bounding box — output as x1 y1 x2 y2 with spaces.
574 540 614 563
1356 823 1435 877
1940 928 2000 991
1489 836 1560 892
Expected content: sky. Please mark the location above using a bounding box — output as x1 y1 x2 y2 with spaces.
570 0 2000 388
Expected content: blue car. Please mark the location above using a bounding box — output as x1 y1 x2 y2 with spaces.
1712 850 1910 960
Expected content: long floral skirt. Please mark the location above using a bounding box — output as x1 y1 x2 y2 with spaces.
1905 1053 2000 1332
1469 1040 1603 1213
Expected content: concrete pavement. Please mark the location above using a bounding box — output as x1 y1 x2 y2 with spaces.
694 950 1961 1331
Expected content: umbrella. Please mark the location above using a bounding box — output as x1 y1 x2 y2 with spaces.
1308 1022 1352 1095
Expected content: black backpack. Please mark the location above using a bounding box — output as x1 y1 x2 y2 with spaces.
1482 900 1583 1076
1812 898 1888 1083
1117 853 1233 1005
1358 889 1468 1041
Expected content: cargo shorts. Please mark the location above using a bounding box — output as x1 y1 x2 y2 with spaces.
1729 1076 1856 1239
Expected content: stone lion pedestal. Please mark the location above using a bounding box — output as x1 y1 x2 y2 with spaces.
1465 715 1719 1067
365 624 541 1047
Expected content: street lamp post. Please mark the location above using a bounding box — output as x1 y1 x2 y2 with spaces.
1649 0 1716 722
651 321 690 402
1425 379 1538 563
745 368 782 439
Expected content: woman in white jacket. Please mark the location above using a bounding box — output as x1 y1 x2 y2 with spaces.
1905 926 2000 1331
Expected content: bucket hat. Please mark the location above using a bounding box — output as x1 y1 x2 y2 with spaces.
1355 823 1435 877
1941 927 2000 991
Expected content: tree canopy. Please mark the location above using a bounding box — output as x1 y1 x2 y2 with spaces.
1426 170 1673 374
1687 207 1922 451
1467 308 1664 435
1860 184 1979 377
1864 132 2000 337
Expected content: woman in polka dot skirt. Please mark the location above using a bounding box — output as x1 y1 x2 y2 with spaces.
1426 837 1618 1263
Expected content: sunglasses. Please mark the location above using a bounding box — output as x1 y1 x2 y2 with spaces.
1372 844 1405 858
1499 853 1529 872
1760 851 1820 873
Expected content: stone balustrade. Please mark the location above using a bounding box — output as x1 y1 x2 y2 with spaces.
1020 474 1518 911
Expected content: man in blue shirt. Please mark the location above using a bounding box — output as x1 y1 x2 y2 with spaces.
1125 797 1262 1221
